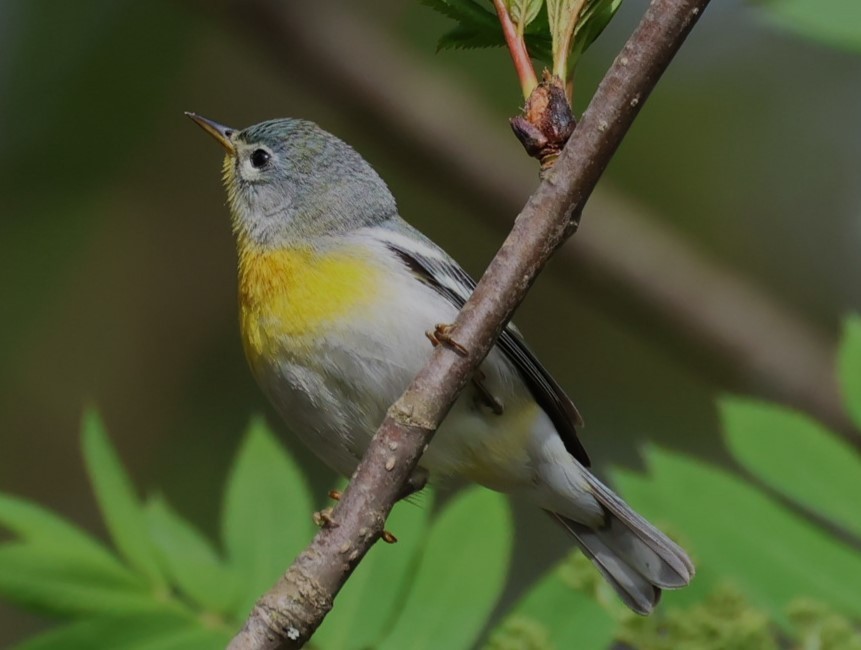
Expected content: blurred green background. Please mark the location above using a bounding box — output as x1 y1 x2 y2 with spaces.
1 0 859 645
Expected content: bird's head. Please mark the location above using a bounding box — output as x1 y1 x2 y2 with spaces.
187 114 396 249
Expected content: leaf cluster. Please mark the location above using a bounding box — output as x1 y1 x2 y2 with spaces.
421 0 553 60
2 316 861 648
421 0 621 75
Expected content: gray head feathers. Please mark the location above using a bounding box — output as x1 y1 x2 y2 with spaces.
225 118 397 247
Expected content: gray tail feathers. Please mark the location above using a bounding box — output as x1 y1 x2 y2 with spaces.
550 473 695 615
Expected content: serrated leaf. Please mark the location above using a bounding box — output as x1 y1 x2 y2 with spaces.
0 543 167 617
760 0 861 52
438 25 507 51
421 0 499 27
11 612 229 650
428 0 501 28
314 489 435 650
492 568 615 649
0 493 133 582
146 496 240 616
424 0 554 60
505 0 544 32
721 397 861 540
423 0 512 54
838 315 861 430
612 447 861 620
221 418 314 619
378 488 513 650
82 410 166 588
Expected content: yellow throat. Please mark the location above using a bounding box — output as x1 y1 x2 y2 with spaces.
237 240 380 362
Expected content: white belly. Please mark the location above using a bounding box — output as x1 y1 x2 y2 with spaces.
250 264 539 489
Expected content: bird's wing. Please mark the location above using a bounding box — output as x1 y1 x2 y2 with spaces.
385 240 590 467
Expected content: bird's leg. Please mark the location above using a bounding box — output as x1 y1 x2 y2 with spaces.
425 323 468 357
428 324 501 413
472 369 504 415
399 467 429 501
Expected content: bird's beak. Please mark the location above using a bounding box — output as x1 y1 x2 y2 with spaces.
185 112 236 155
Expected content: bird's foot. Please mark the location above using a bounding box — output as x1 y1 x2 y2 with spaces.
425 323 468 357
472 369 504 415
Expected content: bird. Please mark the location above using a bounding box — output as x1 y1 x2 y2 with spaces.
187 112 694 614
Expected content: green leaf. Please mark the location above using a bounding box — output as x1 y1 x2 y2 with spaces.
0 493 133 582
569 0 623 69
421 0 500 30
505 0 544 32
612 447 861 620
82 410 166 588
489 567 615 649
721 397 861 540
760 0 861 52
838 315 861 430
146 496 240 616
221 418 315 619
547 0 580 73
423 0 504 51
314 490 435 649
378 488 513 650
438 25 508 51
424 0 553 60
11 613 230 650
0 543 164 617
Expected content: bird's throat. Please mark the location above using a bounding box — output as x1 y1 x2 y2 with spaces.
237 242 380 362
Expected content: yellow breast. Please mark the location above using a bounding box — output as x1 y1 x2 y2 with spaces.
238 243 380 363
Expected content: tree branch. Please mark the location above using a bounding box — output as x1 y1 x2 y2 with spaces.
226 1 711 647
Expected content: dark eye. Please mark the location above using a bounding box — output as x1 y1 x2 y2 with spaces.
250 149 271 169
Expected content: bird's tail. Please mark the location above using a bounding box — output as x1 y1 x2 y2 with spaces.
550 472 694 615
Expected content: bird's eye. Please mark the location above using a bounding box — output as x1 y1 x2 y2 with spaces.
250 149 271 169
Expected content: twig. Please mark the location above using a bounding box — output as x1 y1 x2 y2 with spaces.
226 1 711 647
210 0 853 440
492 0 539 99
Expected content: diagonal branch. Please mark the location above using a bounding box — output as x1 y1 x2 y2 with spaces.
226 1 711 648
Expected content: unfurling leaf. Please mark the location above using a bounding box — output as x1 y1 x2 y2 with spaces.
505 0 544 34
547 0 584 76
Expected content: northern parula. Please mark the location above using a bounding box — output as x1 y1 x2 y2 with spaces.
187 113 693 614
